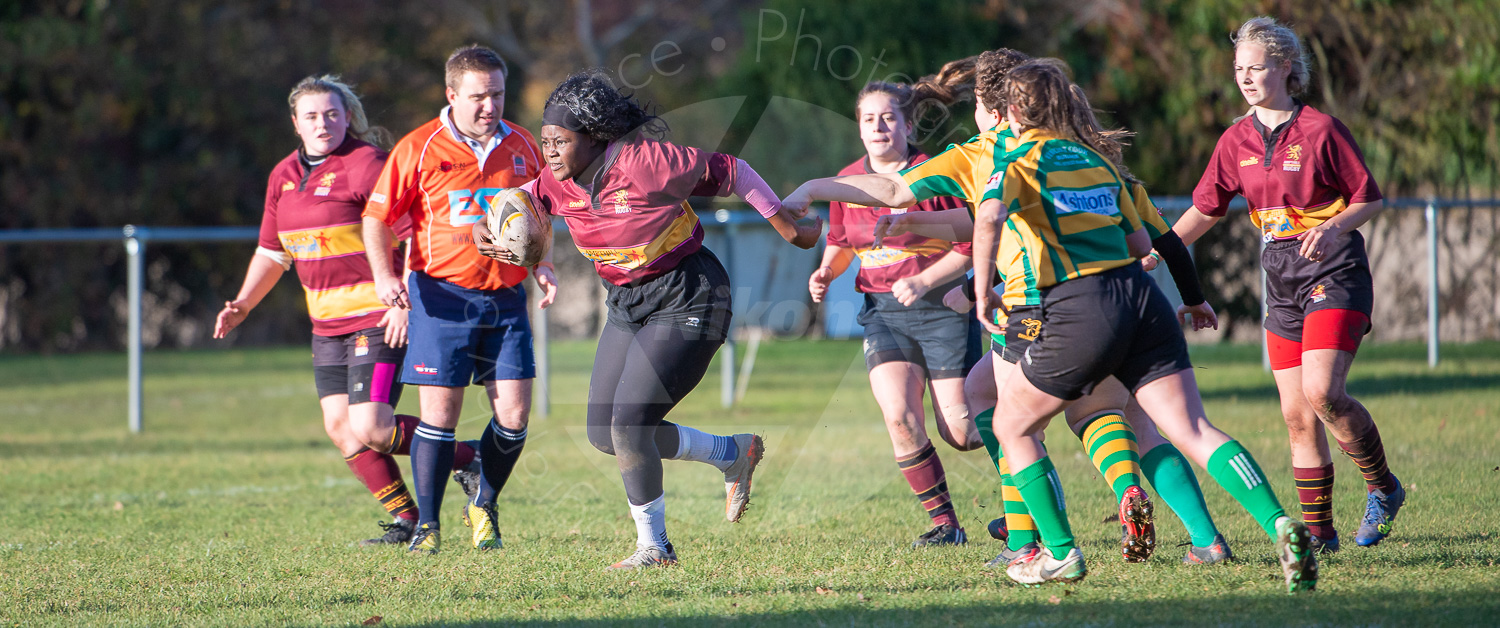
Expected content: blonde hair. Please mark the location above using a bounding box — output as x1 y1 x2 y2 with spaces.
287 75 392 149
1232 16 1311 96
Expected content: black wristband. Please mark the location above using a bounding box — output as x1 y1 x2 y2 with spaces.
1151 231 1206 306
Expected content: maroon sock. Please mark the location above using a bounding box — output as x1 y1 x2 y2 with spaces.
1337 423 1398 493
344 448 417 521
1293 464 1336 539
897 442 960 528
452 440 476 469
388 414 474 469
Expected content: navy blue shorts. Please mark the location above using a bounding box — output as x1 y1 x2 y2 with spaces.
402 271 535 386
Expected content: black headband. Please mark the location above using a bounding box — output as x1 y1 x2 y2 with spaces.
541 104 586 132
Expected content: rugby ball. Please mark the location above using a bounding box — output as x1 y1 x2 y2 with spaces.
484 188 551 267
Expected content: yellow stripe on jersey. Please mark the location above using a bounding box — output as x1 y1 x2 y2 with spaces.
854 239 952 269
1254 198 1346 240
279 223 365 261
305 282 387 323
574 202 700 270
1129 182 1173 240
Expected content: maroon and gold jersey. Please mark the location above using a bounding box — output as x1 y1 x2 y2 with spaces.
1193 103 1381 240
259 138 406 336
827 151 968 293
528 136 736 286
364 114 542 291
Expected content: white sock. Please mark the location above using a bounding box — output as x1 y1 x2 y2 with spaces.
629 494 670 549
672 425 738 471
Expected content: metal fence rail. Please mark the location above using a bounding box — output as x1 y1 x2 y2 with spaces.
0 197 1488 432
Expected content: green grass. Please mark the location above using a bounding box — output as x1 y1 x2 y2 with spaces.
3 340 1499 626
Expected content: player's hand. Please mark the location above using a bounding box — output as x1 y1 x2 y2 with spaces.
942 284 974 313
380 306 409 348
1297 222 1343 262
1178 302 1219 331
872 213 913 248
473 220 516 263
374 272 409 310
781 185 813 220
1140 250 1161 272
533 264 559 309
808 266 834 303
213 299 250 339
790 215 824 249
975 291 1005 336
891 276 930 306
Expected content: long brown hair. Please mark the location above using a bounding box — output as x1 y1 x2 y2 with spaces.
910 49 1034 113
1004 62 1137 181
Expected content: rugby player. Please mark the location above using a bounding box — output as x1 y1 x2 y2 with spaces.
214 75 482 547
362 45 551 554
474 71 820 569
807 81 982 549
969 62 1314 590
1169 17 1402 552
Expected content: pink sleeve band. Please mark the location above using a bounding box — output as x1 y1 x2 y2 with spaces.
732 158 782 218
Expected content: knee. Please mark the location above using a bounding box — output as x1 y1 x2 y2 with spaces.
493 405 529 431
587 423 615 455
1302 387 1350 420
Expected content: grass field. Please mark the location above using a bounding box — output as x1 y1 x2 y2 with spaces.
4 340 1499 626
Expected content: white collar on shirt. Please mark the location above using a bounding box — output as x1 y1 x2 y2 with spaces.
441 105 511 164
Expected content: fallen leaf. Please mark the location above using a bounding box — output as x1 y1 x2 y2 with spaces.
815 587 832 595
1438 418 1446 431
857 593 867 602
1048 595 1062 604
362 616 382 626
113 502 123 511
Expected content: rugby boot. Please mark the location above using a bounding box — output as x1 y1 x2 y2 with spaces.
452 440 484 520
1354 477 1405 547
722 434 764 522
984 542 1038 569
913 523 968 548
1275 517 1318 593
607 544 678 570
360 518 416 547
465 499 503 550
1006 546 1087 586
407 523 440 555
987 517 1008 542
1181 534 1234 565
1310 533 1341 554
1119 485 1156 563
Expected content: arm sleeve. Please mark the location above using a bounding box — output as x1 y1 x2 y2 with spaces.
1151 230 1205 306
363 143 419 227
1324 118 1382 203
724 157 782 218
1191 133 1242 217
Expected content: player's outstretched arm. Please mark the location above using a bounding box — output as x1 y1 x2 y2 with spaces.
1171 207 1221 247
872 208 974 248
784 173 917 216
213 254 285 338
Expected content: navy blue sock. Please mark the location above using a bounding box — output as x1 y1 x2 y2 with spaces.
411 421 456 528
478 419 527 507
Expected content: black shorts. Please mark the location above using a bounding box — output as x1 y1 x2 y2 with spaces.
1020 264 1192 401
857 289 983 380
1262 231 1374 342
604 247 733 342
998 305 1043 365
311 326 405 405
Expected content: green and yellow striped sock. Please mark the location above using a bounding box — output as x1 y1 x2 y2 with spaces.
998 457 1038 551
1074 411 1143 501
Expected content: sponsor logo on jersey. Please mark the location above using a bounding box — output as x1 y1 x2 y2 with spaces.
889 208 907 215
612 189 631 214
314 187 331 196
354 334 369 357
1051 187 1120 216
447 188 505 226
320 172 337 187
1282 160 1301 172
513 155 527 176
438 160 471 173
1310 284 1327 304
1283 144 1303 172
370 192 387 204
414 363 439 375
567 199 588 208
281 181 296 192
1240 156 1259 167
1043 143 1089 165
983 171 1003 194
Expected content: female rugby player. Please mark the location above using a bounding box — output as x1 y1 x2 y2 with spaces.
214 76 480 547
1170 17 1402 552
807 80 982 549
475 71 821 569
967 62 1314 590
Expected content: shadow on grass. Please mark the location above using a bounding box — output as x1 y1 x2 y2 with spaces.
393 588 1499 627
1198 371 1500 401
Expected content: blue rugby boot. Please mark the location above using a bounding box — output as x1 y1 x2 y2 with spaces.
1355 477 1405 547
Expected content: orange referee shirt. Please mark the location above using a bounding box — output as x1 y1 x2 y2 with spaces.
364 109 542 291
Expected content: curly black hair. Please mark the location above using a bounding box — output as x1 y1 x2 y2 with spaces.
544 71 666 143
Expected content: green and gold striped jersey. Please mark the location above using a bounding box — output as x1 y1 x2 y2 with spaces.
982 129 1144 291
